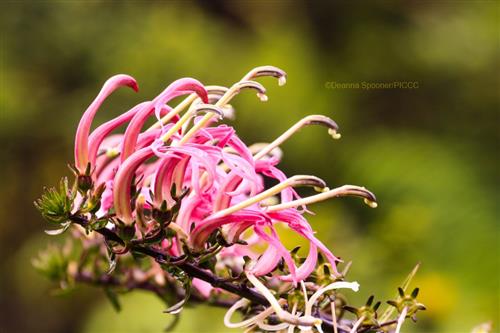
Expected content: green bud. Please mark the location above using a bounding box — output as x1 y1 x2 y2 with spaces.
34 177 73 224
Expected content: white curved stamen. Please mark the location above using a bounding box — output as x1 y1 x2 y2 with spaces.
305 281 360 317
241 65 287 85
211 175 327 219
301 281 309 303
179 80 266 145
331 301 338 333
148 94 197 131
254 115 339 160
349 316 365 333
245 272 321 328
256 321 289 331
395 306 408 333
223 298 286 329
287 303 298 333
265 185 377 212
148 85 229 132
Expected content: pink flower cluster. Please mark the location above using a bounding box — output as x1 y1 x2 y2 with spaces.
72 66 376 296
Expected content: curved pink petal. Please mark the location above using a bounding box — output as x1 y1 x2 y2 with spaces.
268 209 341 276
278 243 318 282
152 154 183 207
87 102 149 168
250 244 282 276
191 210 268 249
253 223 297 282
74 74 138 173
113 147 156 224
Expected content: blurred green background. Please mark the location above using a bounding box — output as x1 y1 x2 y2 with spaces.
1 1 498 332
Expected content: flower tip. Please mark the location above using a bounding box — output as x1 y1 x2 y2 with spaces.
314 185 330 193
193 103 225 119
314 320 324 332
364 198 378 208
257 93 268 102
328 128 341 140
130 81 139 92
113 74 139 92
106 147 120 158
243 66 287 86
294 175 327 189
278 76 287 86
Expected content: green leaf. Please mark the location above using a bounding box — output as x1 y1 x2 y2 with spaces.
104 287 121 312
163 278 192 315
44 222 71 235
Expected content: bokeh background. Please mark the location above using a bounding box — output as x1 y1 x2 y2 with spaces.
1 1 498 332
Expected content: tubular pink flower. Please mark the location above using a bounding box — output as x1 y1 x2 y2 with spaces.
121 78 208 162
279 243 318 283
152 155 183 207
74 74 138 173
249 245 281 276
87 102 149 168
113 147 156 224
191 210 268 249
213 172 244 212
154 144 221 195
268 209 342 276
65 67 377 289
175 195 205 231
251 222 297 282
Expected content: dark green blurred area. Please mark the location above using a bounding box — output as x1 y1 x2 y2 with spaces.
1 1 498 333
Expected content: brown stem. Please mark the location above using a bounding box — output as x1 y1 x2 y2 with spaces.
69 215 399 331
69 215 269 306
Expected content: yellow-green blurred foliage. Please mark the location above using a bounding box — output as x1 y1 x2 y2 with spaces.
1 1 498 333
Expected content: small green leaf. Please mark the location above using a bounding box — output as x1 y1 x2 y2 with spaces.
104 287 121 312
163 278 192 315
44 222 71 236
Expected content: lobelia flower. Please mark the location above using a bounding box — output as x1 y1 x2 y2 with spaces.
68 66 379 329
